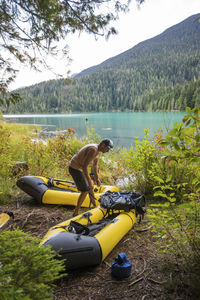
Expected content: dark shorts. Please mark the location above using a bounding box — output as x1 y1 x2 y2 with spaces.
69 166 89 192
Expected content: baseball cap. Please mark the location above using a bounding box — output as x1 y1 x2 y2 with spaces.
101 138 114 150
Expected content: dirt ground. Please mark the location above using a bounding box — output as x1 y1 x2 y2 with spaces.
0 195 190 300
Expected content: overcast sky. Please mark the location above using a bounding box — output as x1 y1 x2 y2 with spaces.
10 0 200 90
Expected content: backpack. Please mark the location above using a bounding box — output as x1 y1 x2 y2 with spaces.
100 190 146 216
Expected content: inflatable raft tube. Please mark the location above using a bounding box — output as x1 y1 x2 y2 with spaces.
41 206 137 270
0 212 14 229
17 176 119 207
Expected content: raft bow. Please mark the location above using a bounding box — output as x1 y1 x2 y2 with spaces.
41 191 146 270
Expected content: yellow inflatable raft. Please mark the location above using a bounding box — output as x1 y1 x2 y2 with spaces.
0 212 14 229
17 176 119 207
41 190 146 270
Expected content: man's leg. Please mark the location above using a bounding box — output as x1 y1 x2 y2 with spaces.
73 191 88 217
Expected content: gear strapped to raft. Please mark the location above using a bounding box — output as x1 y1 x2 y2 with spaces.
47 178 99 200
53 211 117 237
100 190 146 216
51 191 145 237
68 218 117 237
46 177 77 192
47 177 74 186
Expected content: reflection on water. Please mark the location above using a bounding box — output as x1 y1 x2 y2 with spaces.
4 112 185 148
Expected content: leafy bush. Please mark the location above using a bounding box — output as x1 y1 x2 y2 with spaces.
0 125 12 176
0 123 41 203
0 110 4 121
0 229 65 300
0 125 15 203
119 128 161 197
149 195 200 297
148 106 200 297
151 106 200 204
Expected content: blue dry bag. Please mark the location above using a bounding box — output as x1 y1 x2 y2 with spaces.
111 253 132 279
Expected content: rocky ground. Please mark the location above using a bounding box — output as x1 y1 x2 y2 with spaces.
0 196 191 300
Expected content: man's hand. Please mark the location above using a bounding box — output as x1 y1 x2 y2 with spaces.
89 188 96 206
96 178 101 187
89 181 94 192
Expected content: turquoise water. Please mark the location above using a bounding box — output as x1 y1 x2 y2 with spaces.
4 112 186 148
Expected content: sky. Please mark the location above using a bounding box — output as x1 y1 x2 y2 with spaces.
10 0 200 90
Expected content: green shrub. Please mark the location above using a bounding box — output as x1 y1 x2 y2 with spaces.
148 106 200 297
119 128 161 197
149 196 200 297
0 110 4 121
0 125 15 203
151 106 200 204
46 131 82 177
0 125 12 176
0 229 65 300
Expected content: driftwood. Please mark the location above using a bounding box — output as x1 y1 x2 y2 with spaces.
135 224 153 232
21 210 35 229
147 278 167 284
141 295 151 300
128 276 143 287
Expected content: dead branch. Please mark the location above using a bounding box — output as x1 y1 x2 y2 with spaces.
135 242 145 249
21 210 35 229
122 238 130 243
135 225 153 232
147 278 167 284
141 295 151 300
136 267 151 278
128 277 143 287
16 200 20 208
103 260 111 269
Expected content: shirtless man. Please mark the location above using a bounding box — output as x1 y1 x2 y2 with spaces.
69 139 114 216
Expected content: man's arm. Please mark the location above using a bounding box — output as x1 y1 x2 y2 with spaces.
82 147 97 191
92 157 101 186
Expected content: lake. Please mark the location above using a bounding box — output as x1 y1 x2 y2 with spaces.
3 112 186 148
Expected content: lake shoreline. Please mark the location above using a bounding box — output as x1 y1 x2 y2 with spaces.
3 111 186 148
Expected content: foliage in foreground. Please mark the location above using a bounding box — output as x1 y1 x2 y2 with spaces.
0 229 65 300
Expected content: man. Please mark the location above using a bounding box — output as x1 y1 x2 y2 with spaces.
69 138 114 216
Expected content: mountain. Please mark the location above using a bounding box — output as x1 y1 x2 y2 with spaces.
3 13 200 113
76 13 200 78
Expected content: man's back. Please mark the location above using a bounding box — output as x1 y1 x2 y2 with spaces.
69 144 99 171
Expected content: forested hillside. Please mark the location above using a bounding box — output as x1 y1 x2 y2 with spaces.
3 13 200 113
